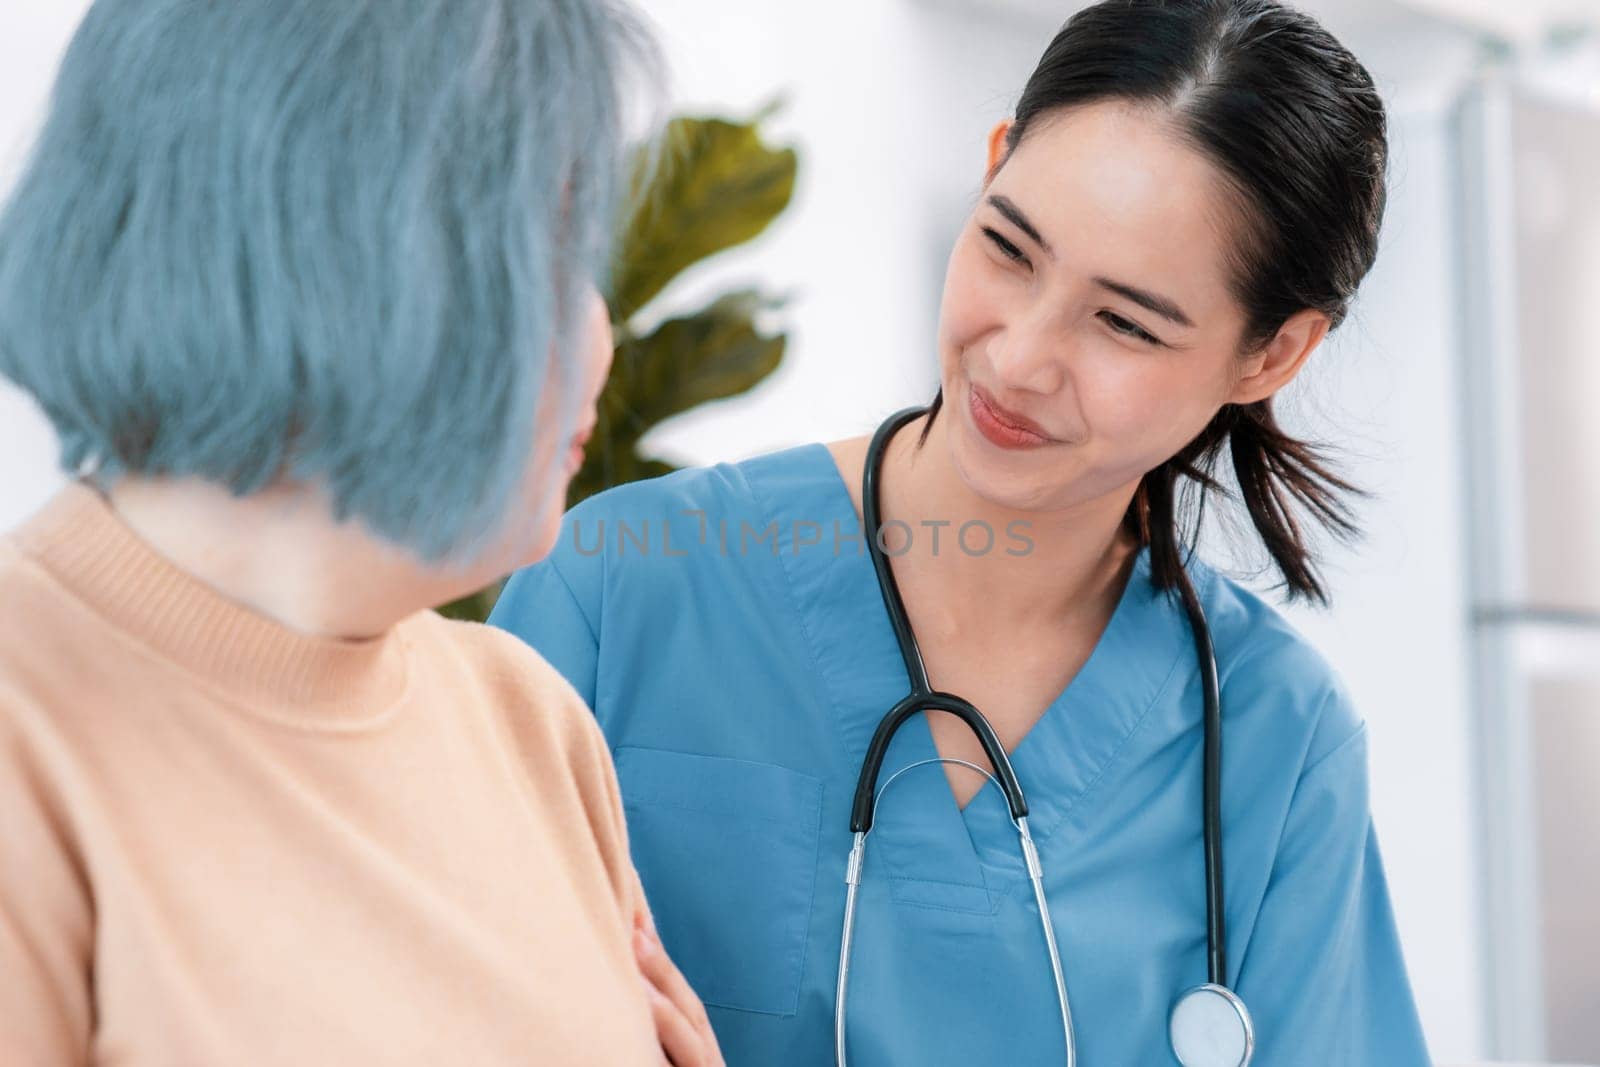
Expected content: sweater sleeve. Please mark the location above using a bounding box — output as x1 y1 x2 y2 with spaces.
489 550 601 714
492 539 651 932
0 700 94 1066
570 702 651 932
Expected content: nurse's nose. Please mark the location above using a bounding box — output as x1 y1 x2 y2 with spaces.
986 306 1066 396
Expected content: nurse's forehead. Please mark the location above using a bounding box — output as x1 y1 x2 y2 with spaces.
992 105 1238 308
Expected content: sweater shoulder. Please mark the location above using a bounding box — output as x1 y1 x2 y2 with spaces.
411 611 605 752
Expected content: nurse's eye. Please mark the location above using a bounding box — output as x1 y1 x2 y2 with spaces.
982 227 1029 267
1100 310 1162 347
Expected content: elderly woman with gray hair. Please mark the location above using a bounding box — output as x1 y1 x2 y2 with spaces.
0 2 721 1064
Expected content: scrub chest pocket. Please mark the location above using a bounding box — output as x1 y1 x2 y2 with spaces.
613 747 824 1017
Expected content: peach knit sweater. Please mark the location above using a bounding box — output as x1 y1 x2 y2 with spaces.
0 482 659 1065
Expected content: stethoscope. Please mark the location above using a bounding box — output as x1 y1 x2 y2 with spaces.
833 404 1255 1067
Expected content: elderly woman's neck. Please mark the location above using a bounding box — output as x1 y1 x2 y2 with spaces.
98 476 482 640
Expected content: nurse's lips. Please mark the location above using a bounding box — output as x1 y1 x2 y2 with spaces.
969 384 1058 450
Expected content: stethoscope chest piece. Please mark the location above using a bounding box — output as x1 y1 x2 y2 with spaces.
1169 983 1255 1067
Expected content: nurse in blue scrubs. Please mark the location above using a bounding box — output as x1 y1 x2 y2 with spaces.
491 1 1432 1063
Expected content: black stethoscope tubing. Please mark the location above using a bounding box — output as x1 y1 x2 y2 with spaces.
848 402 1230 989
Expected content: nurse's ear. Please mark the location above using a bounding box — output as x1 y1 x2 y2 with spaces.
1226 307 1331 406
984 119 1013 185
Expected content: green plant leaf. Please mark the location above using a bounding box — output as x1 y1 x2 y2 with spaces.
601 289 786 451
437 580 505 623
610 115 797 323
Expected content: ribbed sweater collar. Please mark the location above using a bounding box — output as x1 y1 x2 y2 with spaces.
7 480 414 730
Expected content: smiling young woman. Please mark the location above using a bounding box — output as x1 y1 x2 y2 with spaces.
490 1 1428 1064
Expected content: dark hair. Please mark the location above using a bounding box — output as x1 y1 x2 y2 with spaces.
919 0 1388 606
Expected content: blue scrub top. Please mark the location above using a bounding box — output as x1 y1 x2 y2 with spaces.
489 442 1432 1066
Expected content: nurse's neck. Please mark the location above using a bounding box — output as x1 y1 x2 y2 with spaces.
874 408 1140 640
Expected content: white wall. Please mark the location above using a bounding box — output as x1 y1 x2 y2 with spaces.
0 1 1495 1058
0 1 88 531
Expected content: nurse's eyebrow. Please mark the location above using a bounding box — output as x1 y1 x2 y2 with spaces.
987 195 1052 256
1093 278 1196 330
986 193 1197 331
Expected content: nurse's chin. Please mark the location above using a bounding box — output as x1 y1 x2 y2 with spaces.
949 458 1052 513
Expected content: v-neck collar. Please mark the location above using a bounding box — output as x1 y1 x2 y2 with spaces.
742 441 1203 903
